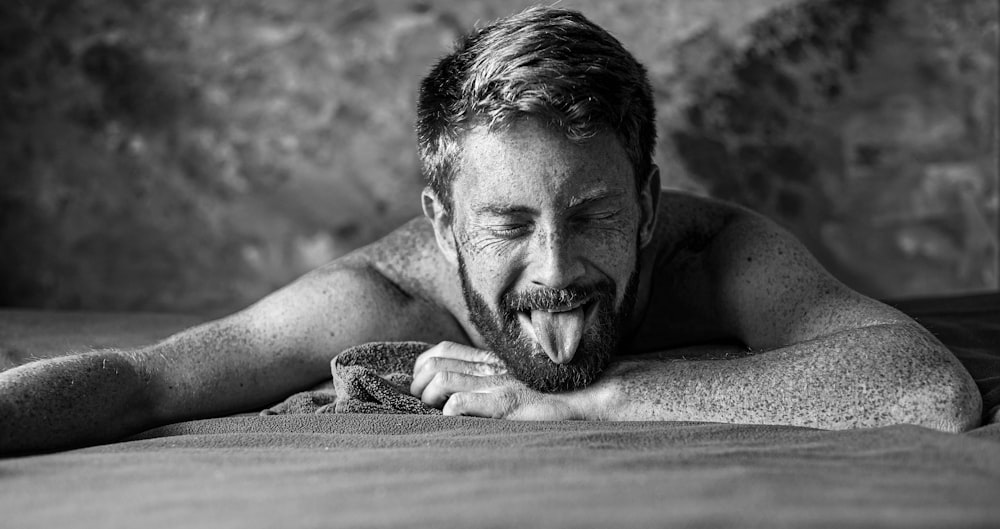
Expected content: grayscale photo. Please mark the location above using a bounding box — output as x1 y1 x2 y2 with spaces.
2 1 998 527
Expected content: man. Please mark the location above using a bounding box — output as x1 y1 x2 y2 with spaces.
0 7 981 454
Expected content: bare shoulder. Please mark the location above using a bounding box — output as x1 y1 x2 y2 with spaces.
282 217 468 345
343 217 463 309
651 191 741 247
634 191 908 351
631 191 740 353
643 190 762 282
630 191 745 350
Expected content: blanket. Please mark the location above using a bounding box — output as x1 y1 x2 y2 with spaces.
3 414 999 528
262 341 439 415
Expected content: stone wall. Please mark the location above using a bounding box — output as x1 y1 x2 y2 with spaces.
670 0 998 298
1 0 995 313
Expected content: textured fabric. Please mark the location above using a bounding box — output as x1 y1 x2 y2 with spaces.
3 415 1000 529
262 341 439 415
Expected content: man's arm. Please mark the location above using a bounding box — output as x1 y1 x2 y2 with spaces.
413 210 982 432
0 241 462 454
576 322 980 430
657 207 982 431
412 325 980 432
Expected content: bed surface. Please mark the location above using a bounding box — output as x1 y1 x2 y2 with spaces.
2 295 999 528
5 415 1000 529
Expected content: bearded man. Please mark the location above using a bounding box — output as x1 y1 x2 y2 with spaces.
0 6 981 454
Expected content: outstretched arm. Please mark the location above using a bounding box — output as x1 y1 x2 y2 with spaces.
603 208 982 430
411 326 980 432
0 248 460 455
576 322 980 430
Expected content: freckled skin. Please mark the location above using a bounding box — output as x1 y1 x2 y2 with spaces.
429 123 648 351
0 121 983 454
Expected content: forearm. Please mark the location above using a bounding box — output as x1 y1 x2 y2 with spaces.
576 323 981 432
0 350 154 455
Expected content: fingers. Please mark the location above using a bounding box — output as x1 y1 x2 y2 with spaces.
442 387 577 421
418 371 506 408
410 356 505 397
442 391 510 419
407 343 579 421
413 341 505 374
410 341 507 398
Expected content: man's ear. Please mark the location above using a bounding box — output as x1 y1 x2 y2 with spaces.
421 187 459 266
638 165 660 249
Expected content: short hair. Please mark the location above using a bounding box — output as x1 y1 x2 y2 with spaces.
416 6 656 210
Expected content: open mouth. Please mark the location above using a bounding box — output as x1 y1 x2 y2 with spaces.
516 300 598 364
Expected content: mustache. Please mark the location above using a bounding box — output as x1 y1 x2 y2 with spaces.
502 282 614 313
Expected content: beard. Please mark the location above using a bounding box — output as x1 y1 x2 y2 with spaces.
457 250 639 393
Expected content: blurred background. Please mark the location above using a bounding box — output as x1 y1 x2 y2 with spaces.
0 0 996 316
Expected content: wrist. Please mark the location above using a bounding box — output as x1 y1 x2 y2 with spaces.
559 369 624 421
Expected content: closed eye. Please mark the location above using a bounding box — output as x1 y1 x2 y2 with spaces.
576 209 621 222
490 224 530 238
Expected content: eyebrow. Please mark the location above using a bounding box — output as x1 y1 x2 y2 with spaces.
471 203 538 216
567 189 624 209
470 189 625 217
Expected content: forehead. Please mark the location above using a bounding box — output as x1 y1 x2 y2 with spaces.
453 121 633 211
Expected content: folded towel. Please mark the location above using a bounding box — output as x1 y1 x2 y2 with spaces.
262 341 440 416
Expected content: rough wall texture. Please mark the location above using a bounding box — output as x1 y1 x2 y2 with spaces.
0 0 995 314
671 0 998 298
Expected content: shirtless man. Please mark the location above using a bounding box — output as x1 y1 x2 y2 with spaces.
0 7 981 454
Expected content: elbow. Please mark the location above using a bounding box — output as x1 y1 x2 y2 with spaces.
816 324 983 432
891 376 982 433
886 349 983 433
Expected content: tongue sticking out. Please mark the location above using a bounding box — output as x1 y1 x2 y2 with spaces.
524 307 585 364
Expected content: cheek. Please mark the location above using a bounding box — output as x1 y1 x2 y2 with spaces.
593 238 637 292
456 230 520 298
582 219 640 279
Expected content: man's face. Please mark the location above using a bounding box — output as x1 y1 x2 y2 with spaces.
444 120 645 392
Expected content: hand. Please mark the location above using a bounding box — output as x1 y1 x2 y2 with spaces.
410 341 579 420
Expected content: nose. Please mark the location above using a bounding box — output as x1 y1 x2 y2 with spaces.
527 225 586 290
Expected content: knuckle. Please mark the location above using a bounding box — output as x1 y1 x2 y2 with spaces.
478 363 503 376
428 356 454 372
413 352 432 373
411 370 434 394
483 353 506 370
420 341 449 358
442 393 464 416
421 380 447 406
428 370 454 391
422 356 441 372
448 392 468 408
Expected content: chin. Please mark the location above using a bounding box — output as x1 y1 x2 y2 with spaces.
491 312 617 392
457 250 638 393
503 348 610 393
